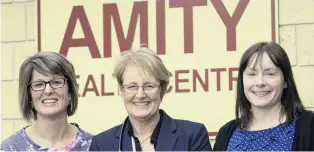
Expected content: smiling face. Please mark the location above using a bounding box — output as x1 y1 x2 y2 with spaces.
30 70 70 119
243 52 285 110
119 65 162 121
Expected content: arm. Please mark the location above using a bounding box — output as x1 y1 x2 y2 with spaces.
213 120 236 151
310 113 314 151
190 124 212 151
213 125 225 151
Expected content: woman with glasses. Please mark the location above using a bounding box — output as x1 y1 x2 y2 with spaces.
1 52 93 151
89 47 212 151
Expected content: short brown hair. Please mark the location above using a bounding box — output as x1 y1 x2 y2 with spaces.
113 47 170 99
19 52 78 122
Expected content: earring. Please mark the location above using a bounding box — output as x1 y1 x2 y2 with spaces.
69 101 73 112
284 83 287 89
68 97 73 112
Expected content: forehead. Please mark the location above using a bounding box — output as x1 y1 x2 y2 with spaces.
247 52 278 70
122 65 157 84
31 70 62 81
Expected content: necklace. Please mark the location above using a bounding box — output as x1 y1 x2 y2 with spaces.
140 135 151 143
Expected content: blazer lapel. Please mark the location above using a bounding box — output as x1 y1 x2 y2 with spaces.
113 125 121 151
155 110 178 151
114 120 133 151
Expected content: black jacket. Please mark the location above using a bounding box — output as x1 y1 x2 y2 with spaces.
90 110 212 151
213 110 314 151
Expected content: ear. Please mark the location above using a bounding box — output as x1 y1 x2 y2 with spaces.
118 86 123 97
284 82 287 89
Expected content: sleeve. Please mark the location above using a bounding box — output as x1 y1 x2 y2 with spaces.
310 113 314 151
1 134 20 151
0 143 11 151
190 124 212 151
1 139 18 151
213 124 226 151
213 120 236 151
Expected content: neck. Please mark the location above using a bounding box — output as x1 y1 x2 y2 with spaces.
129 112 160 137
249 102 286 130
31 114 74 144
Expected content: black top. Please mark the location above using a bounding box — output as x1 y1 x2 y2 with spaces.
127 112 163 151
213 110 314 151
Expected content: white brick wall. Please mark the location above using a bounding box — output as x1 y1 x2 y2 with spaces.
1 0 35 140
278 0 314 108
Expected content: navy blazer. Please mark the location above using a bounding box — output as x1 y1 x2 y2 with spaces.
89 110 212 151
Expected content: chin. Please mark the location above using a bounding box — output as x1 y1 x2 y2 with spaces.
39 110 66 117
132 111 154 119
251 102 273 108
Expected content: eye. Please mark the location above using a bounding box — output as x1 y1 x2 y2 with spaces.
52 79 63 85
125 85 138 90
144 84 156 90
266 72 275 76
247 72 256 76
32 82 44 87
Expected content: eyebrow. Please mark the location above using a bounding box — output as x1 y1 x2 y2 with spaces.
123 82 158 85
32 77 63 82
246 67 278 71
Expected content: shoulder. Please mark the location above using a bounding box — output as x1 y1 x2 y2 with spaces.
71 127 93 151
296 110 314 124
215 119 237 139
171 119 212 150
161 110 207 134
296 110 314 126
217 119 237 133
77 127 93 140
71 123 93 141
172 119 209 138
89 124 121 151
300 110 314 118
93 124 121 140
174 119 207 131
1 129 28 151
77 127 93 145
213 119 237 151
293 110 314 150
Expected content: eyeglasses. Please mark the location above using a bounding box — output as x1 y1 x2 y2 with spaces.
121 84 160 94
28 78 67 91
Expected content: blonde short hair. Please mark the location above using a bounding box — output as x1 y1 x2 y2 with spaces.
113 47 170 98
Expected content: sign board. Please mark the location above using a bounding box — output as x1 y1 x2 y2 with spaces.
37 0 278 136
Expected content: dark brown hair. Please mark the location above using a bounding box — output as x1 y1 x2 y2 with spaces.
235 42 305 128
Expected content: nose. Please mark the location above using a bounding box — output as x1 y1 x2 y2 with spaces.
44 83 54 94
135 86 146 99
255 75 266 87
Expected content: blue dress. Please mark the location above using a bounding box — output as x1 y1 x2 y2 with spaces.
227 119 296 151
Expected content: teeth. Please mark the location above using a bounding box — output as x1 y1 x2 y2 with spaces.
253 91 270 95
134 102 149 106
43 99 57 103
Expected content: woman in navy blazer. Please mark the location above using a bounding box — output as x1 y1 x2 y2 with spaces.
89 47 212 151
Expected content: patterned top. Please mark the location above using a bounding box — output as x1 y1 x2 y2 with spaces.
1 124 93 151
226 119 296 151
